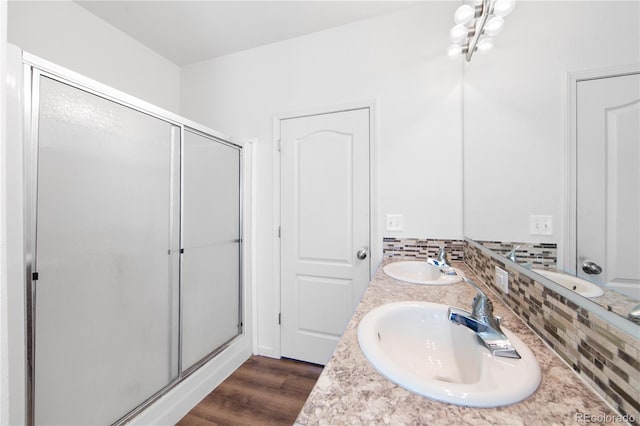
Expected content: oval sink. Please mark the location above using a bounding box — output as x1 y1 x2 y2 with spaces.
383 261 464 285
533 269 604 298
357 301 541 407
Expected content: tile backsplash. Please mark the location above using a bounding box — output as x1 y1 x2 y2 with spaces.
464 241 639 422
476 240 558 269
382 237 557 269
382 237 465 261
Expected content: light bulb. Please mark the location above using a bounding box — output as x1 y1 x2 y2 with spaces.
447 44 463 57
477 38 494 53
454 4 475 25
484 16 504 36
449 25 469 43
493 0 515 17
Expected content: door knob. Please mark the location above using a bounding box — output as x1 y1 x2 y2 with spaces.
356 249 368 260
582 261 602 275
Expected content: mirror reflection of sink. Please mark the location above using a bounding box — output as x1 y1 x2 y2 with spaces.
383 261 464 285
357 301 541 407
533 269 604 298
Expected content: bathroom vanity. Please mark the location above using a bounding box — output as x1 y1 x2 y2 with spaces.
295 261 618 425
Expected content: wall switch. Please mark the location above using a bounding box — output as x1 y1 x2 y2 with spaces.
495 266 509 294
529 215 553 236
385 214 404 232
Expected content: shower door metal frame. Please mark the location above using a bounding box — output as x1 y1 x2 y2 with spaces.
22 52 244 426
179 126 244 378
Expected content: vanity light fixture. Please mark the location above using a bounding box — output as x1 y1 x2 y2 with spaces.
447 0 515 62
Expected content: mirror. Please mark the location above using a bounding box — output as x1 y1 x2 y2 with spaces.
462 1 640 323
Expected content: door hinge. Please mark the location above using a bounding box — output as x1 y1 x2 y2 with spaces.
32 272 39 281
277 139 281 152
278 313 281 325
278 226 281 238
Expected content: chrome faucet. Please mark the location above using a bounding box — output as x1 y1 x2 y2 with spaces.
433 246 458 275
448 277 521 359
437 246 450 268
505 245 521 263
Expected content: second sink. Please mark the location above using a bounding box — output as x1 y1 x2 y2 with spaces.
383 261 464 285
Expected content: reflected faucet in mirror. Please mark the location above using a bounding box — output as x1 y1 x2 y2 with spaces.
504 245 531 269
505 245 519 262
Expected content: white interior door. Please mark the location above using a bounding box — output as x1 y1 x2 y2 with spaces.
577 73 640 299
280 108 370 365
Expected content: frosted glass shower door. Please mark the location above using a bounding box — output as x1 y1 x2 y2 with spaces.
181 130 241 371
32 76 180 425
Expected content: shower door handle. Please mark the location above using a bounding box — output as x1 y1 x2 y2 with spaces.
582 261 602 275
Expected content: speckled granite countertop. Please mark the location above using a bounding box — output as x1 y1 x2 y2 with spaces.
295 261 618 425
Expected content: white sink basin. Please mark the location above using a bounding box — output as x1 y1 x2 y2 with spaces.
533 269 604 298
357 301 541 407
383 261 464 285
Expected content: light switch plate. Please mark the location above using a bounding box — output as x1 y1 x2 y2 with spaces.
529 215 553 236
385 214 404 232
495 266 509 294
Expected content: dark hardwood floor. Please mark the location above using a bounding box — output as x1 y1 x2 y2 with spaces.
177 355 323 426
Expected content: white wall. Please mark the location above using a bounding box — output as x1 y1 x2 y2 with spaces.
1 44 25 426
180 3 463 357
463 1 640 250
7 1 180 113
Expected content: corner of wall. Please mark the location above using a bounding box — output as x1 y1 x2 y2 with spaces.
7 1 181 113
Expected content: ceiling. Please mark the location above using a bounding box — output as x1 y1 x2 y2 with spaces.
76 1 417 66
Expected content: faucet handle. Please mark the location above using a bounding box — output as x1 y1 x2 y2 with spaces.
471 289 494 322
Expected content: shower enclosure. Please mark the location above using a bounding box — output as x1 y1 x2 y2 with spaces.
23 55 243 425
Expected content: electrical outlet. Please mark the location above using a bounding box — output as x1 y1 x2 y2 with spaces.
385 214 404 232
495 266 509 294
529 215 553 236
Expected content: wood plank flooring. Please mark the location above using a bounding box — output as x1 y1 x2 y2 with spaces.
177 356 323 426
